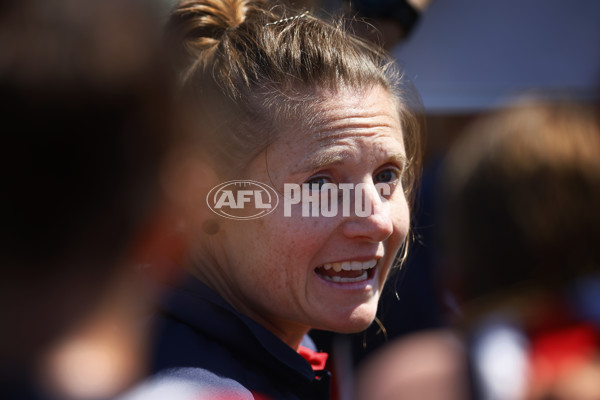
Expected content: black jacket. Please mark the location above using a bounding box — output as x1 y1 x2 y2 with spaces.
150 274 331 400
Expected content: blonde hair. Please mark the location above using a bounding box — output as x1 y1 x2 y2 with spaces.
166 0 422 206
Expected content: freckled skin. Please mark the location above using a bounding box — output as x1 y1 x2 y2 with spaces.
198 85 410 349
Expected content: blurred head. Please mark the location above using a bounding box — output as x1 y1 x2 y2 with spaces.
355 331 469 400
164 0 422 347
441 101 600 309
0 0 173 370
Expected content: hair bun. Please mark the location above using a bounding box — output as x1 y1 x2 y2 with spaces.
171 0 261 47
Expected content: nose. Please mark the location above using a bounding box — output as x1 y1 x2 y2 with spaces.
341 182 394 242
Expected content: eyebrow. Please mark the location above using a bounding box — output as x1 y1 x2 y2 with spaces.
388 152 409 169
294 150 408 175
295 152 351 174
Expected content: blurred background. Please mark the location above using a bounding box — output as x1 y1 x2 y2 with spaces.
381 0 600 335
386 0 600 339
394 0 600 158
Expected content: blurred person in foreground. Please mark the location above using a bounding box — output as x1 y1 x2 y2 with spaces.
150 0 423 398
440 101 600 400
355 329 468 400
0 0 176 398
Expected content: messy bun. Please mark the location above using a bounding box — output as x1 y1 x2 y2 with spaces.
167 0 267 82
176 0 252 37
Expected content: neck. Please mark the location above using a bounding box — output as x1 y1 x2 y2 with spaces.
188 257 309 350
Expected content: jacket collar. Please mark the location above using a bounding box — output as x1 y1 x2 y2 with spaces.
158 273 320 383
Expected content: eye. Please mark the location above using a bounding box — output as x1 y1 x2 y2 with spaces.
305 176 331 190
374 167 400 184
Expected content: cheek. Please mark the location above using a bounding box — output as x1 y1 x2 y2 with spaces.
231 218 328 304
233 215 321 271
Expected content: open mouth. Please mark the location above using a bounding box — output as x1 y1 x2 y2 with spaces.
315 259 377 283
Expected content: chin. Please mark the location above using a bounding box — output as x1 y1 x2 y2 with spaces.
321 305 378 334
333 319 376 334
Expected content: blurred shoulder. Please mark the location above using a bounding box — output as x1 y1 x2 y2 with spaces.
120 368 253 400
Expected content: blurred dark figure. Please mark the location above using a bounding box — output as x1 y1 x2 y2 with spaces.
0 0 174 398
282 0 432 49
441 101 600 400
345 0 429 49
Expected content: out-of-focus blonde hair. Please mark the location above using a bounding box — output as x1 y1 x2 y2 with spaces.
443 101 600 302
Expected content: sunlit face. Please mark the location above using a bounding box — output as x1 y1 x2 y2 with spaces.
205 85 410 348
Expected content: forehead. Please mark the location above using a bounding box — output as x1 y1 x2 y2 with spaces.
276 85 405 156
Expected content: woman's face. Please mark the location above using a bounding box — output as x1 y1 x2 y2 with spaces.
206 85 410 348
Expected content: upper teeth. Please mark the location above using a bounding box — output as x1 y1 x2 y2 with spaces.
322 259 377 272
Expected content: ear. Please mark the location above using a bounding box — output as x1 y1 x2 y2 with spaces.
160 146 220 227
